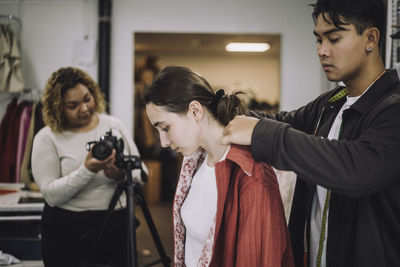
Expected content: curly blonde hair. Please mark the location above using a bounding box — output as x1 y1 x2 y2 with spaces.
42 67 106 132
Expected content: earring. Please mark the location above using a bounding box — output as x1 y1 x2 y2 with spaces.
367 47 373 53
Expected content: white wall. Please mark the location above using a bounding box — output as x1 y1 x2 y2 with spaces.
0 0 98 89
1 0 323 136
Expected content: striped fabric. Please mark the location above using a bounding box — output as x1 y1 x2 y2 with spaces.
173 145 294 267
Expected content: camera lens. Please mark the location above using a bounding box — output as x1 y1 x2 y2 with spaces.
92 141 112 160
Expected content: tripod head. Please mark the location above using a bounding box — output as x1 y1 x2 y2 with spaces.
120 155 148 184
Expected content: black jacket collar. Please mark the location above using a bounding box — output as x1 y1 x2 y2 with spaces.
351 69 399 114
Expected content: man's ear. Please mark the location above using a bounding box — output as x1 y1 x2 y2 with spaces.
187 100 204 122
365 27 380 53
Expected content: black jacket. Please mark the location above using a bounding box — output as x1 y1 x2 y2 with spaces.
251 69 400 267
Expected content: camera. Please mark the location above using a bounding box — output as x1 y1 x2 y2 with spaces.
86 130 125 168
86 129 147 183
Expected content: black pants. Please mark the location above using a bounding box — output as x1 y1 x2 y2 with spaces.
41 203 127 267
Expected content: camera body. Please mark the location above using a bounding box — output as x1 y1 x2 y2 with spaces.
86 130 147 183
89 130 125 168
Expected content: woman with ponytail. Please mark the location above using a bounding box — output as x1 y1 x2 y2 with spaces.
144 66 293 267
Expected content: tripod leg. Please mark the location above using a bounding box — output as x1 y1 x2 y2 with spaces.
126 180 138 267
135 185 171 267
87 181 126 262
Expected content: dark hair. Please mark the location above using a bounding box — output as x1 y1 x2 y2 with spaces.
42 67 106 132
144 66 247 126
312 0 386 48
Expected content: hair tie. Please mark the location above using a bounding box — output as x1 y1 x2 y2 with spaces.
211 89 225 114
214 89 225 102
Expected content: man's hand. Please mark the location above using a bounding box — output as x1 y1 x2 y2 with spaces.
221 115 259 145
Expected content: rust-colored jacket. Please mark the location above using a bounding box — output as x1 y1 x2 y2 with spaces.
173 145 294 267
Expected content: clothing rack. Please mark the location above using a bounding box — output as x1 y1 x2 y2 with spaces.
0 88 41 121
15 88 42 103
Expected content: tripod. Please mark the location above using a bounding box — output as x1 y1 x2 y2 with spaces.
88 155 171 267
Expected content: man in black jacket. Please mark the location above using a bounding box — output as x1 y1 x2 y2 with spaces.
222 0 400 266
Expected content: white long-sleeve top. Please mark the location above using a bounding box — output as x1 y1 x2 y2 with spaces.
32 113 145 211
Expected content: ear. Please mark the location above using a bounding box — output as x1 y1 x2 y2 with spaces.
364 27 380 53
187 100 204 122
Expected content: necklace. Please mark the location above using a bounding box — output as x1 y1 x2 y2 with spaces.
373 69 386 84
363 69 386 94
348 69 386 97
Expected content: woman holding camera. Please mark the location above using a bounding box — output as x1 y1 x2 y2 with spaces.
32 67 144 267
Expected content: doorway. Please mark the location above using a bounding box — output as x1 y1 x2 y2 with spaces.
133 32 281 203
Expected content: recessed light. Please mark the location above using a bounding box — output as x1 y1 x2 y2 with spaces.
225 42 270 52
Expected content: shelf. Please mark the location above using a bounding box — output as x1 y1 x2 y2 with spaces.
0 215 41 221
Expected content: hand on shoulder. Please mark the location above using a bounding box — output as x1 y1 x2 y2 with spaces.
221 115 259 146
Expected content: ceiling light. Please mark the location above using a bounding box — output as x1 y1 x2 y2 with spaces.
225 42 270 52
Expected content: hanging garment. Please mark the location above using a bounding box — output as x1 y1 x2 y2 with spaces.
0 98 28 182
20 102 45 188
0 97 18 157
0 25 24 92
15 104 33 182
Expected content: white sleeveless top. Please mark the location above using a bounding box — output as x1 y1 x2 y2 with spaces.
180 149 229 267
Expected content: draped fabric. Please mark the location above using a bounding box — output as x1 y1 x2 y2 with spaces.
0 24 24 92
173 146 294 267
0 97 44 184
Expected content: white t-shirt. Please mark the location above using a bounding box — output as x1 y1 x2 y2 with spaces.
180 148 229 267
310 94 360 267
32 113 145 211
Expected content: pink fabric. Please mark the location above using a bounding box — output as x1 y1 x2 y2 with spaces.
15 104 32 182
173 145 294 267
